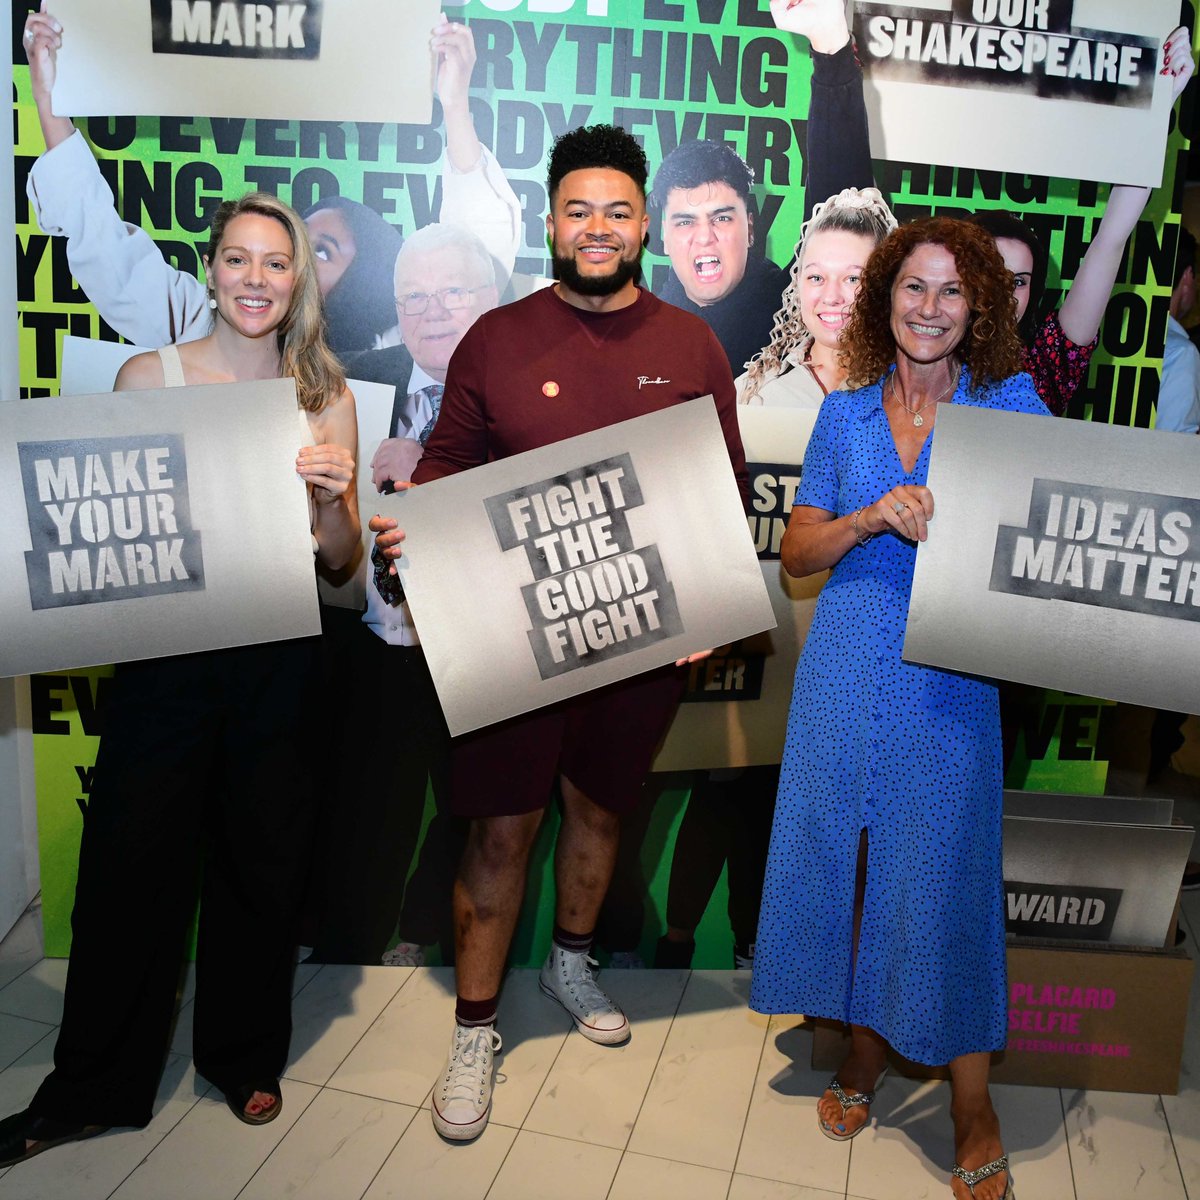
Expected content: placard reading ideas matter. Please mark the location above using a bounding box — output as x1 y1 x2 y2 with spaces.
904 404 1200 712
0 380 321 677
653 406 822 770
50 0 438 124
386 397 775 737
853 0 1178 186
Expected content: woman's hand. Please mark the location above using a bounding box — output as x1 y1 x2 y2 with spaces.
769 0 850 55
297 442 354 503
862 484 935 543
1164 26 1195 102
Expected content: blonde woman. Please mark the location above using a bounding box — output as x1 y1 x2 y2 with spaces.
740 187 897 406
0 193 357 1168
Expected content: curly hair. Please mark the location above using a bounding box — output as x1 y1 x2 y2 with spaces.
649 139 754 210
205 192 345 413
839 217 1025 389
547 125 648 202
742 188 896 396
965 210 1047 345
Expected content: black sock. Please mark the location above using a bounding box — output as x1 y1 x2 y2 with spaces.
455 995 498 1027
552 924 593 954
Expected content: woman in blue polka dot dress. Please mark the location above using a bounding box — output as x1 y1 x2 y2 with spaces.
750 219 1048 1200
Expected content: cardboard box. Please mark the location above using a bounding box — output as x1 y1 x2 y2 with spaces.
812 939 1194 1095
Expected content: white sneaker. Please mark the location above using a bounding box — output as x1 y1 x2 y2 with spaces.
431 1024 501 1141
539 946 630 1044
382 941 425 967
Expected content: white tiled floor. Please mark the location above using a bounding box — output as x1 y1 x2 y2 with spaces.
0 894 1196 1200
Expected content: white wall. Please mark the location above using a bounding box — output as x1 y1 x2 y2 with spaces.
1 0 41 940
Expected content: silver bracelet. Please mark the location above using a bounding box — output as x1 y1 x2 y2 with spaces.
851 507 872 548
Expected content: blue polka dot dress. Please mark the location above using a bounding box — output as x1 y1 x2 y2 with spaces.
749 368 1048 1066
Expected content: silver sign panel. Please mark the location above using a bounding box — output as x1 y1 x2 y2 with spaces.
0 380 321 676
384 397 776 737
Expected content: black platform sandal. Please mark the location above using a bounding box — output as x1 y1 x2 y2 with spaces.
223 1079 283 1126
0 1108 109 1168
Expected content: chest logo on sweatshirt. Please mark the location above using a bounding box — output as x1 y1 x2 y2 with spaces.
638 376 671 389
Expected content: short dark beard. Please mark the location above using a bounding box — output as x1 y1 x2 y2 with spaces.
552 246 642 297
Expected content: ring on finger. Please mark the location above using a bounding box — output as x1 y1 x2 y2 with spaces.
24 29 33 43
893 501 908 514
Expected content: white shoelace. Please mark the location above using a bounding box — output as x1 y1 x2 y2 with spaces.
560 954 620 1013
442 1027 501 1102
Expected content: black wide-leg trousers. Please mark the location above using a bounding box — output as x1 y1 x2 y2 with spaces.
30 639 319 1128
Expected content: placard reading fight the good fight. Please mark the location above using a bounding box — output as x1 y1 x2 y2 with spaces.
0 380 321 677
384 397 775 737
653 406 822 770
904 404 1200 713
49 0 439 124
853 0 1179 186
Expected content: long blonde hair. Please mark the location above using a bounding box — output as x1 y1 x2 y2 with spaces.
742 188 897 399
205 192 345 413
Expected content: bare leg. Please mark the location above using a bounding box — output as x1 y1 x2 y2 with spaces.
818 830 886 1137
817 1023 888 1135
554 776 621 933
453 811 545 1000
948 1052 1009 1200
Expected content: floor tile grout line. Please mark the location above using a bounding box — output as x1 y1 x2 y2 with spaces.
101 1059 212 1200
285 962 414 1092
229 1083 327 1200
722 1003 775 1196
1159 1091 1192 1200
604 966 695 1199
353 1098 421 1200
0 1017 59 1075
0 957 45 1001
1059 1087 1079 1200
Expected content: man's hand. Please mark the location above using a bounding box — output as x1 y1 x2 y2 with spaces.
369 513 406 576
370 437 424 494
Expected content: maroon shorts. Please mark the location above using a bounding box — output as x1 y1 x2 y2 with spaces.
448 665 686 818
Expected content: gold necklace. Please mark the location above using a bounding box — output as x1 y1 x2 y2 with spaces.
889 364 961 427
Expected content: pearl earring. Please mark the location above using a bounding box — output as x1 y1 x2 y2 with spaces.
208 294 217 310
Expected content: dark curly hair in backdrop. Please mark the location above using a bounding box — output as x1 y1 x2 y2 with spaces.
840 217 1026 390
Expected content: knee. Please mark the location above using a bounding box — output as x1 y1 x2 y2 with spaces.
467 812 542 870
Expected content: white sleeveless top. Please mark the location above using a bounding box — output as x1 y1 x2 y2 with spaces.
156 346 319 549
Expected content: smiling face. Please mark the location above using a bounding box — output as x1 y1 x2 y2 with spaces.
204 212 296 339
993 236 1034 323
395 242 498 381
305 207 358 298
661 180 751 306
546 167 649 306
889 242 971 366
798 229 877 352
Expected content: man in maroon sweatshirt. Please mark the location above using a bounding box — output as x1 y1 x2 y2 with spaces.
373 123 747 1142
